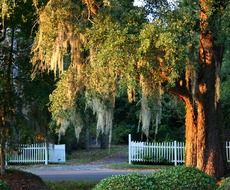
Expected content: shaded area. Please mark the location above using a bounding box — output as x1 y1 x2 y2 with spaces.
0 169 49 190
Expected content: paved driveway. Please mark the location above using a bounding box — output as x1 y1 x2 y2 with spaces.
24 164 154 181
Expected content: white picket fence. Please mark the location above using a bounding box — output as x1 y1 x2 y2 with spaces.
6 143 66 165
128 134 230 166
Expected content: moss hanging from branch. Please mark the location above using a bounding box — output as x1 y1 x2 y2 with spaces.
49 66 85 141
138 74 163 140
33 0 88 141
32 0 85 76
215 62 221 109
138 91 151 138
56 108 83 143
70 109 84 141
127 86 136 103
86 96 114 148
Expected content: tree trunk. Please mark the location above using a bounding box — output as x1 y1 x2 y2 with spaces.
0 140 6 175
171 0 227 179
196 99 225 177
0 24 15 176
0 146 5 175
183 95 226 178
194 0 226 178
184 98 197 167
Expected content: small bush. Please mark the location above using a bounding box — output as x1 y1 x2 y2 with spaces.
217 177 230 190
150 166 217 190
47 181 97 190
93 173 158 190
0 180 11 190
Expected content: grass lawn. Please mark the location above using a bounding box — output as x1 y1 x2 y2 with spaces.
46 181 98 190
105 162 173 170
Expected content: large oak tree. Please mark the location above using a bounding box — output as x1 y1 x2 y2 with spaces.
142 0 229 177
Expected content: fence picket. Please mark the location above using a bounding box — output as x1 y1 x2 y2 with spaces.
6 143 65 165
128 134 230 165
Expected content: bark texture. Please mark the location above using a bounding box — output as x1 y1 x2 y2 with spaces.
0 23 15 175
184 98 197 167
182 88 226 178
195 0 226 178
0 142 6 175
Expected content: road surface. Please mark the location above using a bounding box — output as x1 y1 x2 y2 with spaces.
24 165 154 181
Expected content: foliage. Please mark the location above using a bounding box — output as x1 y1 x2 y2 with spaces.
95 167 217 190
221 56 230 128
217 177 230 190
94 173 158 190
57 126 78 153
2 0 53 144
150 166 217 190
32 0 87 75
49 68 83 142
112 96 138 143
85 4 144 97
47 181 97 190
112 123 135 144
154 124 184 142
154 94 184 141
17 71 55 144
44 0 146 145
0 0 40 174
139 1 199 86
112 93 184 142
0 180 11 190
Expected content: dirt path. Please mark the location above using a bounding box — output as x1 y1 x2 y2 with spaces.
90 150 128 165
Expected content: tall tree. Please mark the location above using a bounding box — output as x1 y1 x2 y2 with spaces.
0 0 37 175
0 0 18 175
141 0 230 177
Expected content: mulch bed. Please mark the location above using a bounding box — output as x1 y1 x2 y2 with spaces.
0 169 49 190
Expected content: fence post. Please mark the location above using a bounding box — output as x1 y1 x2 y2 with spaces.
128 134 131 164
174 141 177 166
45 142 48 165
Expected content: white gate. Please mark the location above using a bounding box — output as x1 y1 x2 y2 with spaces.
48 144 66 163
6 143 65 165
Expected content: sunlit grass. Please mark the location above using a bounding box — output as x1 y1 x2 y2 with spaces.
105 162 173 170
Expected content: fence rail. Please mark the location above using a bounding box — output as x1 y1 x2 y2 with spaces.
128 134 230 165
6 143 65 165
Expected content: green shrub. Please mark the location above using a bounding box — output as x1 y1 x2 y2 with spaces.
150 166 217 190
112 124 134 144
94 173 158 190
0 180 11 190
47 181 97 190
217 177 230 190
